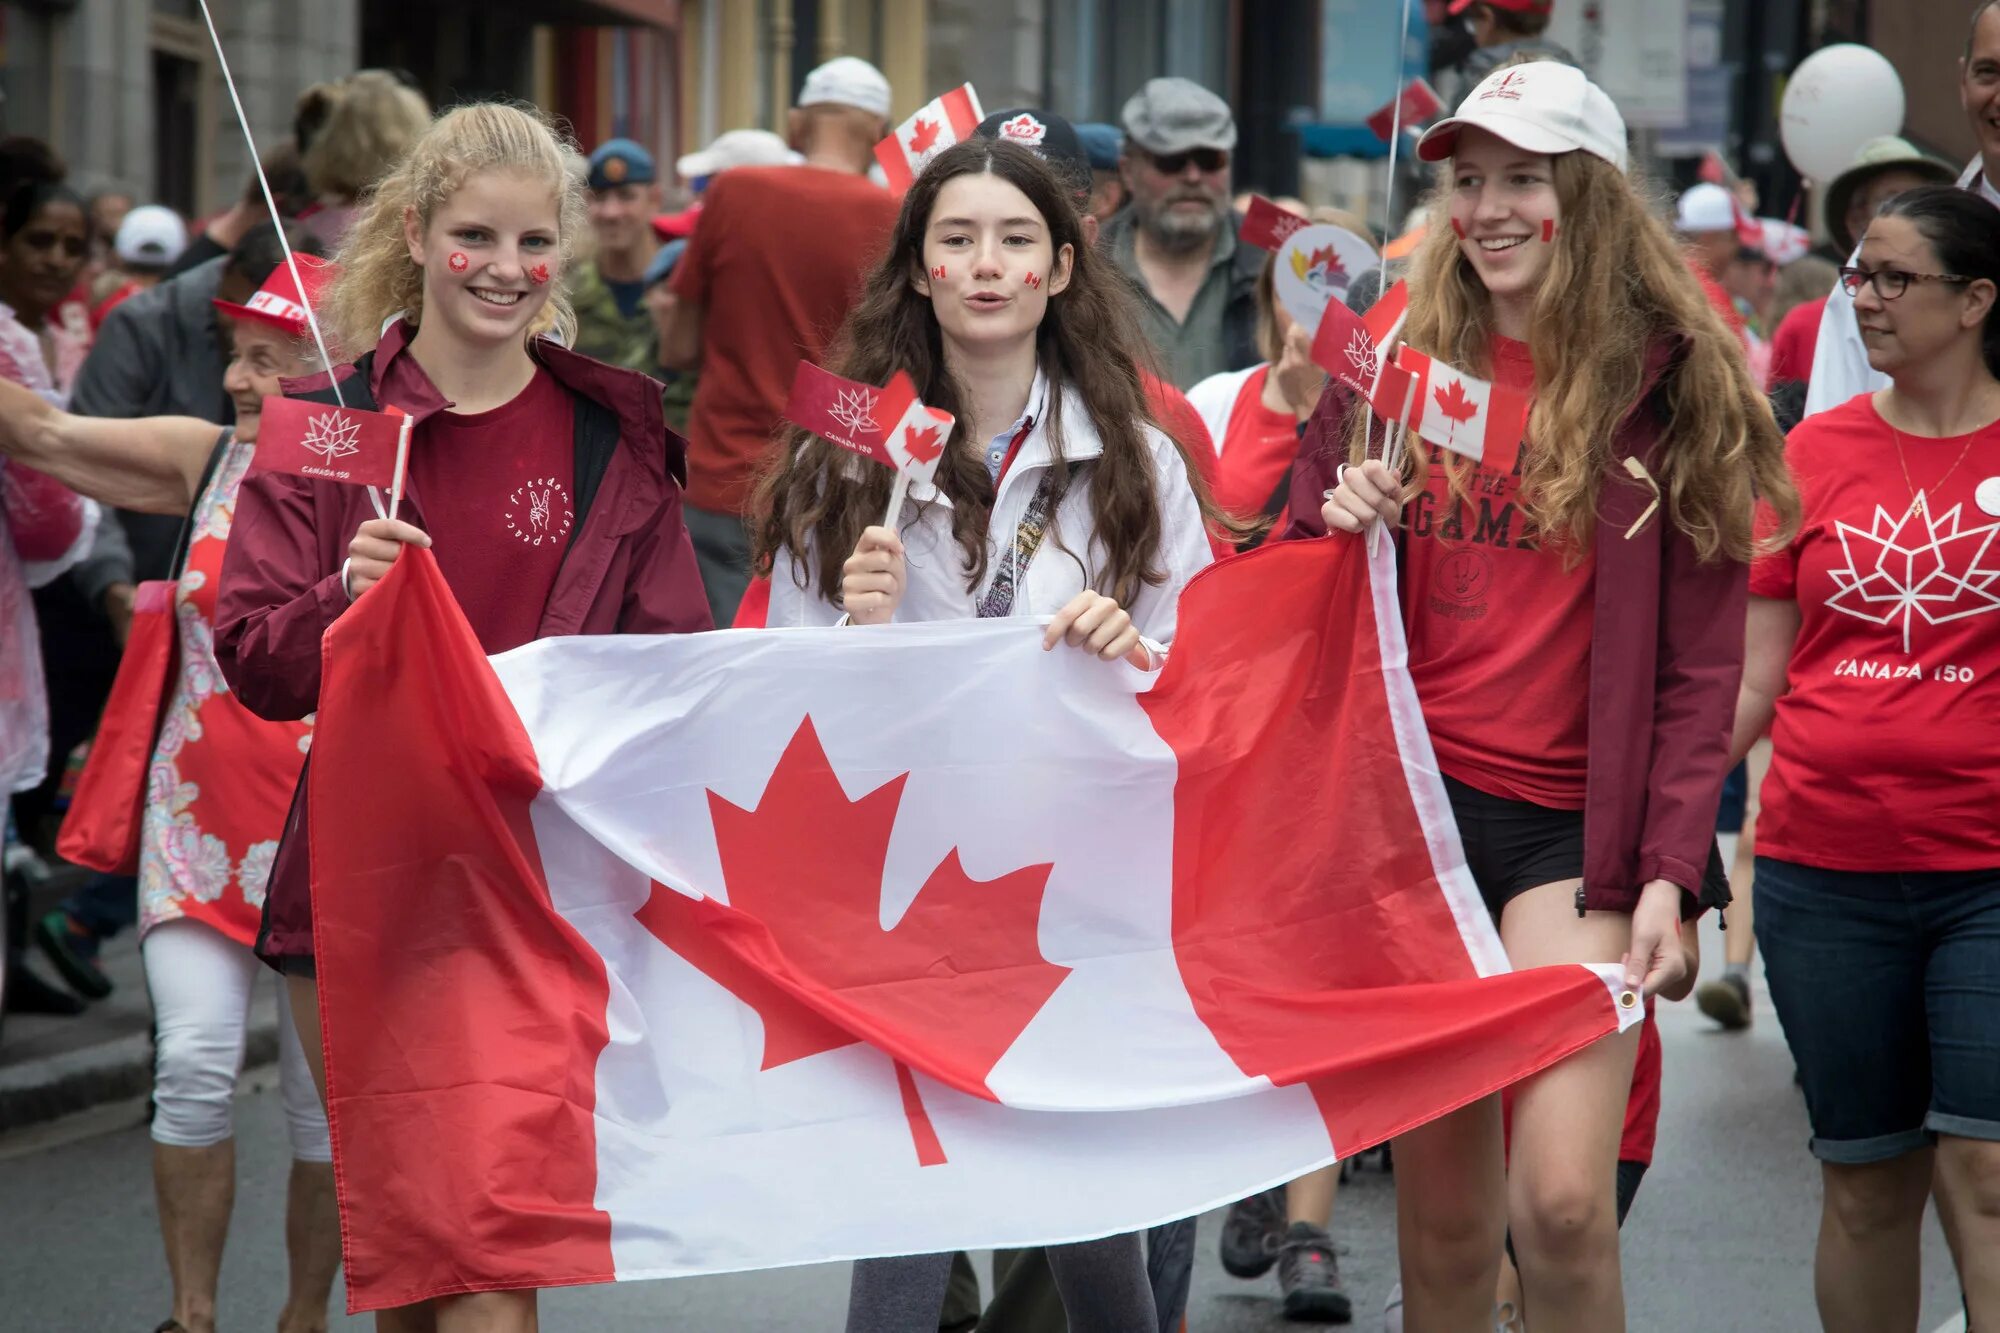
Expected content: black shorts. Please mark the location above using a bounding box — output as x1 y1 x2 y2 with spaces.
1444 775 1727 917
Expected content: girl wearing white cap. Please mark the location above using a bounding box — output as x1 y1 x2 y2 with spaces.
1291 61 1796 1330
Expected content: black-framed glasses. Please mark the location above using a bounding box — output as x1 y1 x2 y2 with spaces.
1148 147 1229 175
1838 266 1974 300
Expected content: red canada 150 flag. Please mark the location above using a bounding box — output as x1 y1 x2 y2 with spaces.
306 528 1639 1311
251 396 406 488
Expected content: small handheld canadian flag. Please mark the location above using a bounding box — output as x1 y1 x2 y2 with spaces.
874 84 985 192
1367 345 1531 476
1307 278 1411 394
783 362 956 527
252 396 410 497
1365 78 1444 143
1239 195 1309 252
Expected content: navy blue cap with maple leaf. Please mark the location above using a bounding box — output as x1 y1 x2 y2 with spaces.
974 109 1091 202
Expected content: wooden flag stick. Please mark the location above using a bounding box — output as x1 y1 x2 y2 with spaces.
882 467 912 532
388 415 414 523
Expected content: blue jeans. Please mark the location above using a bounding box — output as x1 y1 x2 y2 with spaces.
1755 856 2000 1164
59 873 137 954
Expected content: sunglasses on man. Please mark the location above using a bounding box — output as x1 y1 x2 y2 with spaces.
1147 147 1229 175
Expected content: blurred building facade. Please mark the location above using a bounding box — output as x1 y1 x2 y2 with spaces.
0 0 1985 233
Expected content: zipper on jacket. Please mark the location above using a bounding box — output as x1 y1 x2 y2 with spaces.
1575 884 1587 918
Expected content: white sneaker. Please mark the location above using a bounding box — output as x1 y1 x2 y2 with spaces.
1383 1281 1403 1333
1495 1298 1525 1332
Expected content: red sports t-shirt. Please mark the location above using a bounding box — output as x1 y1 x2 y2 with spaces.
1212 365 1300 522
670 165 897 516
409 366 576 655
1404 336 1593 809
1750 394 2000 871
1767 296 1825 387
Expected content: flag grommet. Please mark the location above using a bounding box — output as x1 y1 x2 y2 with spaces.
1617 990 1639 1010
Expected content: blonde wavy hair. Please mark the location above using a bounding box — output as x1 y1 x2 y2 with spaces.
1357 148 1799 562
300 71 432 201
327 102 589 354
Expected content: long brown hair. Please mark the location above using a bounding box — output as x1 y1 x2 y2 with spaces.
752 137 1228 605
1357 147 1799 561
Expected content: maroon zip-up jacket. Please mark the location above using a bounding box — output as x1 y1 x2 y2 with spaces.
1284 343 1741 915
215 321 713 960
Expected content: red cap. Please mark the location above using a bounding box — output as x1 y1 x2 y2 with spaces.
651 204 702 241
212 253 340 339
1448 0 1553 14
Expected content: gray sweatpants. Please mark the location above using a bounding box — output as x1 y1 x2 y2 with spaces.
845 1235 1158 1332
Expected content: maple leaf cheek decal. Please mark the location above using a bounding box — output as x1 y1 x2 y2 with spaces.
633 718 1069 1159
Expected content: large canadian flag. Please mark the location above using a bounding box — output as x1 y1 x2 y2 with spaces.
309 534 1639 1312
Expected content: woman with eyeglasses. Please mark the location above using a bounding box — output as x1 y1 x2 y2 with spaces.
1735 184 2000 1333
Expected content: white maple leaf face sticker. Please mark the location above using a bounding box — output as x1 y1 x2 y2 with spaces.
1827 494 2000 652
828 387 880 436
300 411 362 463
1344 330 1377 382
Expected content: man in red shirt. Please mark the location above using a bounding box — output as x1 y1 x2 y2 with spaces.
663 57 897 625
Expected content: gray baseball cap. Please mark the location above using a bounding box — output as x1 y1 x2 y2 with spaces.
1119 77 1237 156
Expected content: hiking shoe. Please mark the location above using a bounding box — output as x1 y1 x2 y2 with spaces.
1382 1281 1403 1333
1494 1299 1524 1332
33 910 112 1000
1695 971 1751 1031
1219 1185 1286 1278
1276 1222 1351 1323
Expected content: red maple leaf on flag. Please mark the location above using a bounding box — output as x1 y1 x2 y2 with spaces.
633 718 1067 1162
1433 377 1480 451
908 117 942 157
901 419 946 465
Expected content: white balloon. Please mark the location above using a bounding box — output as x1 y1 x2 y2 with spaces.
1780 44 1906 183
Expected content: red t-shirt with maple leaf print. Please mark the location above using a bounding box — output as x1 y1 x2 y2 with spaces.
409 366 576 655
1402 336 1594 810
1750 395 2000 871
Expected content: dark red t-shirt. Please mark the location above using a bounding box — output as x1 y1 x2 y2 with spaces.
1403 336 1594 809
1767 297 1825 387
670 165 897 516
1750 395 2000 871
1212 365 1301 523
410 366 577 655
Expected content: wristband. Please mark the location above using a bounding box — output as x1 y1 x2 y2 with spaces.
340 559 356 602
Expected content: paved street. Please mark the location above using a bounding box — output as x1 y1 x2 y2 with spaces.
0 909 1969 1331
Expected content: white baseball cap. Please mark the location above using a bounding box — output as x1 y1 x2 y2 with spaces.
1674 183 1739 234
1416 62 1628 173
796 56 892 119
676 129 803 179
114 204 188 267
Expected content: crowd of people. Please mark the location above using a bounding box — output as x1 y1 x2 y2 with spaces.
0 0 1996 1330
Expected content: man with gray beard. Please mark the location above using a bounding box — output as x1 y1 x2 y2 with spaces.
1101 77 1261 388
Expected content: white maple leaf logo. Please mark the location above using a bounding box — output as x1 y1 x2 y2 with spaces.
299 411 362 463
1271 213 1304 243
828 387 879 436
1343 330 1378 382
1827 494 2000 652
